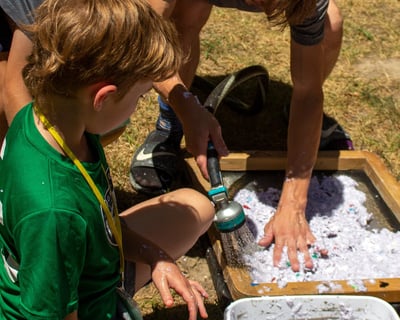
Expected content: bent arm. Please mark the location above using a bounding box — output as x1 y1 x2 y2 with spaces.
153 76 228 180
120 218 209 320
4 28 32 124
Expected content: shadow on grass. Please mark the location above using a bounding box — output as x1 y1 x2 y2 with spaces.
191 71 293 151
143 302 225 320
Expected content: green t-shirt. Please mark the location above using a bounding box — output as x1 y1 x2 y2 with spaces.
0 103 121 319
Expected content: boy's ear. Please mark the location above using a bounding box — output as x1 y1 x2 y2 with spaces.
93 84 118 111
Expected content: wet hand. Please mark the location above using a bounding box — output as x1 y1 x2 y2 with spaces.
258 206 316 272
151 260 209 320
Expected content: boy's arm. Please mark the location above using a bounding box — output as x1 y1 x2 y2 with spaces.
4 28 33 123
121 220 208 320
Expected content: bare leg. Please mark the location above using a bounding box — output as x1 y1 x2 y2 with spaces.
119 188 214 290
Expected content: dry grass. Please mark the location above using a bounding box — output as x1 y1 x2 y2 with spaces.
104 1 400 319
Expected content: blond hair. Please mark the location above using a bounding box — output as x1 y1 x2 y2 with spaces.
267 0 317 27
23 0 183 107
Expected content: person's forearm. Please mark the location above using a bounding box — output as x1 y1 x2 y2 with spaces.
121 220 174 267
280 94 322 211
153 76 203 124
288 36 325 182
286 92 323 181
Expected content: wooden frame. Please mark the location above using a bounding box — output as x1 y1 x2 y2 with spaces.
184 150 400 302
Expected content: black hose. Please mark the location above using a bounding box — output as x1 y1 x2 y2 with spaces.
203 65 269 115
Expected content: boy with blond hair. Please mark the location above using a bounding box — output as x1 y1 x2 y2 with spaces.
0 0 214 319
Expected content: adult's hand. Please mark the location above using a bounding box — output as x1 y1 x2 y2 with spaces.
181 99 228 181
155 80 229 181
258 178 316 272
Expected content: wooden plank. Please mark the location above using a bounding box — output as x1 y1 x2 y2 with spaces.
185 150 400 302
362 152 400 220
216 150 369 171
186 150 400 216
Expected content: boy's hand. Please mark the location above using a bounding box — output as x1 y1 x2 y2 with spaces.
151 260 209 320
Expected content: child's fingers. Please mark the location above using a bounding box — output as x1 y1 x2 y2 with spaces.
166 277 207 320
154 274 198 320
152 262 209 319
154 278 174 308
188 280 209 299
175 283 199 320
189 287 208 319
188 280 209 318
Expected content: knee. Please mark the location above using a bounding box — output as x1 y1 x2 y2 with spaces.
176 188 215 231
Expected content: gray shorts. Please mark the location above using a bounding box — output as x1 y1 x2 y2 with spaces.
209 0 329 45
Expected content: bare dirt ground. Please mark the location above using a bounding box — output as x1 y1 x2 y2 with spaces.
105 1 400 319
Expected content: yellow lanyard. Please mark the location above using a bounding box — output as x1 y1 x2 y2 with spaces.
36 108 125 282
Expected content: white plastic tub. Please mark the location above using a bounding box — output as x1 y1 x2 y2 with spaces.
224 295 400 320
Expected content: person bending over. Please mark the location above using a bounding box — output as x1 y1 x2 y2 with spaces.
132 0 343 271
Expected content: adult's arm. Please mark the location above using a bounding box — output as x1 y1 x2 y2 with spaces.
147 0 228 179
4 28 32 124
258 0 342 272
153 77 229 180
259 39 325 271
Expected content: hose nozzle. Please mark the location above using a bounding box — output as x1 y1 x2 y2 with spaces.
207 121 246 232
214 200 246 232
207 159 246 232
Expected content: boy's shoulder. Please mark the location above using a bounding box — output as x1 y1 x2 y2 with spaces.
3 102 37 159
